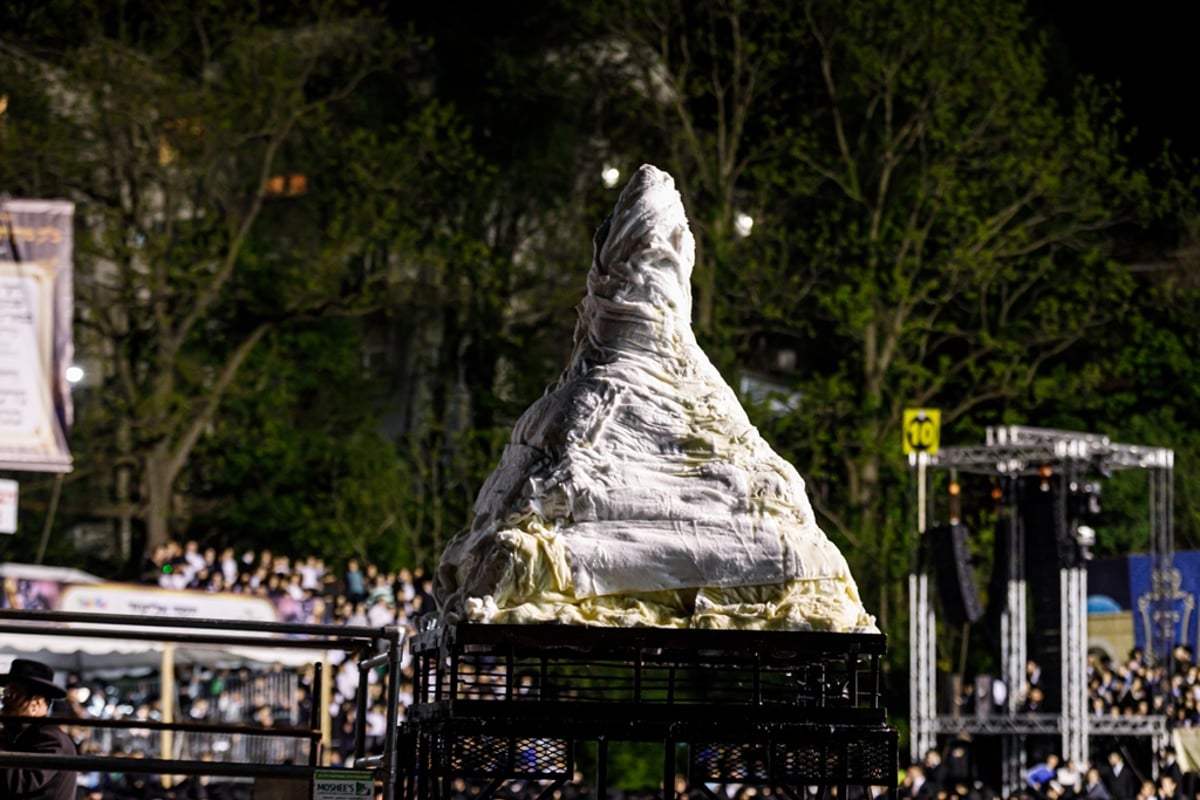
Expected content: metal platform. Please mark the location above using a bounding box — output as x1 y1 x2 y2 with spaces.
926 424 1173 476
404 624 898 800
909 425 1176 798
932 713 1168 738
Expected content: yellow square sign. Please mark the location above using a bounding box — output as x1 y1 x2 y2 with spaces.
903 409 941 455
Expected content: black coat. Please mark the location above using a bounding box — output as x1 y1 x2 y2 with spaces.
1103 764 1138 800
0 719 78 800
1159 761 1184 791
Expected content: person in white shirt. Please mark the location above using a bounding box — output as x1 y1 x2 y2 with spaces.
366 595 396 627
220 548 239 585
299 557 325 592
183 540 207 579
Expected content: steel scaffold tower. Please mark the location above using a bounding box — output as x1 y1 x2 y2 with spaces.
909 425 1174 796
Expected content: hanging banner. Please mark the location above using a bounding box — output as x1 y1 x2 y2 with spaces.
1088 552 1200 658
1129 551 1198 656
0 199 75 473
0 479 16 534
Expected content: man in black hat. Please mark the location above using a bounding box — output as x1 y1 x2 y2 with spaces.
0 658 78 800
1158 745 1184 790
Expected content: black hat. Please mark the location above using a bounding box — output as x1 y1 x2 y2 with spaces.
0 658 67 700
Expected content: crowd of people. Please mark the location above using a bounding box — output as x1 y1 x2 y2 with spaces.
957 650 1200 732
933 646 1200 800
21 543 432 739
4 541 1200 800
899 741 1198 800
139 540 437 631
1085 647 1200 729
3 542 438 798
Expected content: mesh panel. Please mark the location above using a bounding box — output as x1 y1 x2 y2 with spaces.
513 737 570 775
690 743 771 782
774 736 896 783
846 737 896 783
776 742 842 782
447 734 505 774
445 735 571 777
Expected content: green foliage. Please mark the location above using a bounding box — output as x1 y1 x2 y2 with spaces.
183 319 404 565
566 0 1169 695
1021 273 1200 554
768 0 1146 588
2 3 1198 735
0 0 481 567
573 741 669 792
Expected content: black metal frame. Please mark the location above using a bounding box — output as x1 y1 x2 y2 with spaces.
405 624 898 800
0 608 407 799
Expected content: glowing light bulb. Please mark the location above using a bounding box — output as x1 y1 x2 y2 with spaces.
734 212 754 238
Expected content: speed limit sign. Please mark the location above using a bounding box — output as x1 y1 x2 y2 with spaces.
902 409 941 455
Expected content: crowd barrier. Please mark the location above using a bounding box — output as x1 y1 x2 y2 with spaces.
0 608 407 800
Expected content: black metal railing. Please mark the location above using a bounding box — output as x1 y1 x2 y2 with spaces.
0 608 408 800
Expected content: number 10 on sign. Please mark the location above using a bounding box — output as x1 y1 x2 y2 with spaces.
903 409 941 455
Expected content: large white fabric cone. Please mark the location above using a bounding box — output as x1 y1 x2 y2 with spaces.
433 164 876 631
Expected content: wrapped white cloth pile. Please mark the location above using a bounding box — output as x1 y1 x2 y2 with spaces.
434 165 876 632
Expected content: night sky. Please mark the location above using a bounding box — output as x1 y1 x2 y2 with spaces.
1041 2 1200 162
405 2 1200 168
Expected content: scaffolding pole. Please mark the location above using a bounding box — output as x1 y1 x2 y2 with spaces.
1060 567 1088 767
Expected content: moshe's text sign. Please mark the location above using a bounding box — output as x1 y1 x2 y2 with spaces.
312 770 374 799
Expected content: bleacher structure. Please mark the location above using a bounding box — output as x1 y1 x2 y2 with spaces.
401 622 898 800
909 425 1175 795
